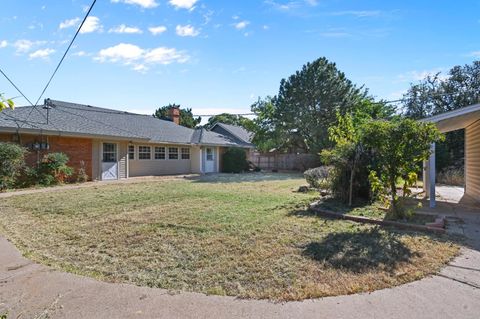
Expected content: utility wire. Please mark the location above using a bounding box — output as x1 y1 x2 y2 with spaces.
0 69 35 106
20 0 97 128
34 0 97 107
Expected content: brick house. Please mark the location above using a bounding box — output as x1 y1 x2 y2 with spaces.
0 99 254 180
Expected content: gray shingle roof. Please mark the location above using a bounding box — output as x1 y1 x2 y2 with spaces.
191 127 252 147
210 122 255 147
0 99 252 147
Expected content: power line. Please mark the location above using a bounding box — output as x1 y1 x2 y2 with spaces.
20 0 97 127
0 68 51 124
34 0 97 106
0 69 35 106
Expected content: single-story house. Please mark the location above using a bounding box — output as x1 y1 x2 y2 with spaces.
422 103 480 207
0 99 255 180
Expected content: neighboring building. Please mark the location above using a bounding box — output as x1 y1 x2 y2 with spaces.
0 99 254 180
423 103 480 207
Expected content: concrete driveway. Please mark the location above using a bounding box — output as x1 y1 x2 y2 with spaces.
1 200 480 319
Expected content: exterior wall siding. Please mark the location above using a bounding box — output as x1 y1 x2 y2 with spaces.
0 133 93 180
128 143 192 177
465 120 480 201
118 142 128 179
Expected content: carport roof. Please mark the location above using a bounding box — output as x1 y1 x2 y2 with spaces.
423 103 480 133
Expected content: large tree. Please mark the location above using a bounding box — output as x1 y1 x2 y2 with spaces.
153 104 201 128
402 61 480 171
204 113 256 131
255 57 367 154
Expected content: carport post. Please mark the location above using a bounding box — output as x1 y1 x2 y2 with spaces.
429 143 436 208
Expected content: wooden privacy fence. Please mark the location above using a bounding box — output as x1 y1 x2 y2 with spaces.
248 152 320 172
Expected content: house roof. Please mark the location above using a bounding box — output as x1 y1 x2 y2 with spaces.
422 103 480 133
0 99 252 147
191 127 253 148
211 122 254 143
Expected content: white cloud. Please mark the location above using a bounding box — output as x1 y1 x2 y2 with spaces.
329 10 382 18
234 20 249 30
29 48 55 59
149 25 167 35
59 17 80 29
265 0 319 11
468 51 480 58
96 43 145 63
176 24 200 37
0 40 7 48
169 0 198 10
144 47 189 64
109 24 143 34
111 0 159 8
95 43 189 72
133 64 149 73
80 16 102 34
13 39 46 53
73 51 88 57
397 68 447 83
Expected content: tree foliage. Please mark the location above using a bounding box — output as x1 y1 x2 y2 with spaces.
251 57 367 154
321 99 395 204
362 119 444 218
153 104 201 128
204 113 255 131
0 142 26 191
402 61 480 172
0 94 14 112
222 148 248 173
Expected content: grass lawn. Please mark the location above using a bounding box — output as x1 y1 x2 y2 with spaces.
0 173 459 301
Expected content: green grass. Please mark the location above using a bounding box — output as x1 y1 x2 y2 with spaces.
0 173 458 300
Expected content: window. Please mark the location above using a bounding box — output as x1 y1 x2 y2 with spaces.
181 148 190 160
206 148 214 161
128 145 135 160
102 143 117 163
155 146 166 160
168 147 178 160
138 146 151 160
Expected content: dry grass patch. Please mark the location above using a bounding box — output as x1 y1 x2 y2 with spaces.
0 173 459 301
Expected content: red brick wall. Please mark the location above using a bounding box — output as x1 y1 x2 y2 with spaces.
0 133 93 179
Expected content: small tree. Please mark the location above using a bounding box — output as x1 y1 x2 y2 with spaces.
0 142 27 191
362 118 444 218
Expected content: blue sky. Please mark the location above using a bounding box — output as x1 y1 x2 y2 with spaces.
1 0 479 123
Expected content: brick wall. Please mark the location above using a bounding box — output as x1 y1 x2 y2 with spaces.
0 133 93 180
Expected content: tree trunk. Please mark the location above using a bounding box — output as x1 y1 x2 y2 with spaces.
348 148 359 207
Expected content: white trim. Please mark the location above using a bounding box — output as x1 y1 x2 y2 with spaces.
100 141 120 180
423 103 480 123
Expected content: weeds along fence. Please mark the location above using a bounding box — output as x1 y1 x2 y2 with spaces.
248 152 320 172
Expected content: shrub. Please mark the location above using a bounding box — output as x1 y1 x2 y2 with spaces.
222 148 248 173
37 152 74 185
304 166 331 189
437 166 464 186
75 160 89 183
0 142 27 191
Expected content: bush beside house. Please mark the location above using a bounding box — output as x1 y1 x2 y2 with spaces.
0 143 27 191
0 142 80 191
222 148 248 173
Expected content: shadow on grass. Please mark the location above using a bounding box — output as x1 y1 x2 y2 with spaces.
302 228 418 273
187 172 303 184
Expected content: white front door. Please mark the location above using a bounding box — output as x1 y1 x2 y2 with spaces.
204 147 215 173
101 143 118 180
